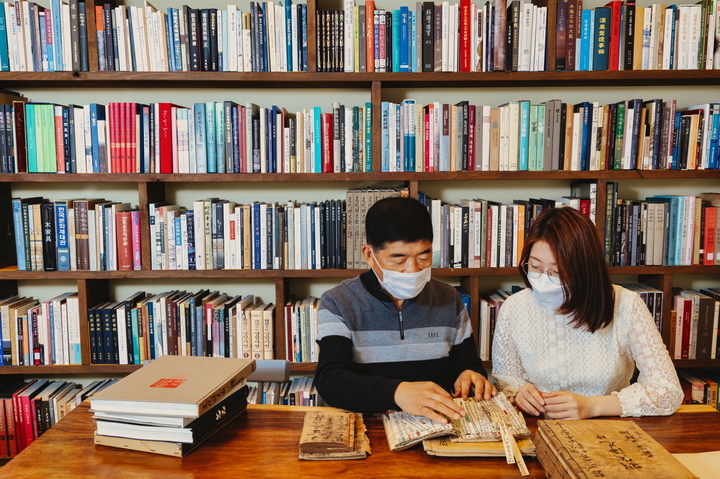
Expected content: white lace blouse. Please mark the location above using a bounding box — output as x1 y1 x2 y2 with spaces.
491 285 683 417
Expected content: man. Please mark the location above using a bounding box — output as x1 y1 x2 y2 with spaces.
315 197 495 424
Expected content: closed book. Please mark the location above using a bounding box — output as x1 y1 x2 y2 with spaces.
95 385 249 444
90 355 255 418
40 202 57 271
593 7 611 70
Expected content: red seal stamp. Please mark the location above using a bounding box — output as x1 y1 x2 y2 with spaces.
150 378 188 388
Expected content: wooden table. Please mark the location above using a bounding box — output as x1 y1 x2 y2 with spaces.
3 404 719 478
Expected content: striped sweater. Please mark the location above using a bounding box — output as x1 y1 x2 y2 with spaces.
315 270 487 413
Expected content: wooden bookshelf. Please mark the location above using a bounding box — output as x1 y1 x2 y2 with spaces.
0 0 718 380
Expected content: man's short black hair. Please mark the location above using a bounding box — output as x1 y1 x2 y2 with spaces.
365 196 433 250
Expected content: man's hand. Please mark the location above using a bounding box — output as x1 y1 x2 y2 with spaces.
542 392 622 419
514 382 547 416
394 381 465 424
452 370 497 401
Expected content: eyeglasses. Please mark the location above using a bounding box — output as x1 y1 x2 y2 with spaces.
521 262 562 285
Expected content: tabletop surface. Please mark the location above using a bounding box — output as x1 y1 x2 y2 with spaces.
2 403 719 478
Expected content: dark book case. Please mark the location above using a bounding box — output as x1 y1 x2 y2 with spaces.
1 0 719 383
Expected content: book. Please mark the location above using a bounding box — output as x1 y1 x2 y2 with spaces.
423 436 536 457
298 410 368 460
90 355 255 417
382 393 529 452
535 419 698 479
94 385 249 443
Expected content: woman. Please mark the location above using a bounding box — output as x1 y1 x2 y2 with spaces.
492 206 683 419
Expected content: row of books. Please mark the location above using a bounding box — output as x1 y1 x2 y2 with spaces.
92 356 255 457
477 282 665 360
282 296 319 363
677 369 720 410
0 378 115 457
327 0 548 72
248 376 324 405
95 2 308 73
671 287 720 361
379 98 720 173
0 0 89 72
554 0 720 72
87 291 275 366
9 197 141 272
605 189 720 267
0 293 82 367
9 99 373 174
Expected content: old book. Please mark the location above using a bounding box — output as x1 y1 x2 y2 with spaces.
298 411 368 460
382 392 529 452
90 355 255 418
423 436 536 457
535 419 698 479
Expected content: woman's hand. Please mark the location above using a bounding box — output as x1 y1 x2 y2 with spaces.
452 370 497 401
543 392 622 419
514 382 547 416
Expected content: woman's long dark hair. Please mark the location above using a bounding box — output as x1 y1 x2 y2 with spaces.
519 207 615 332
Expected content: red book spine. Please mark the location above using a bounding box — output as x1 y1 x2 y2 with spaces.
425 108 431 172
116 211 133 271
607 0 621 70
3 399 17 457
21 394 35 450
321 113 334 173
129 102 137 173
365 1 375 72
579 198 591 217
158 103 175 173
680 298 692 359
13 101 27 172
11 392 25 452
54 111 65 172
459 0 471 72
116 102 124 173
467 104 476 171
704 206 717 265
0 397 8 457
109 103 118 173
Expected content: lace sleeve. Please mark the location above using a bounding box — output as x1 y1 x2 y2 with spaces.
491 299 530 400
613 293 684 417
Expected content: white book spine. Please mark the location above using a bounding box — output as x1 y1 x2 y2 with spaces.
662 7 674 70
228 6 238 71
441 1 449 72
344 0 355 71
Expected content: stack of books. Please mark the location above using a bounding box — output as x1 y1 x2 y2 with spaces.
91 355 255 457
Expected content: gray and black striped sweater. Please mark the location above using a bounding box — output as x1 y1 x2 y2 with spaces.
315 270 487 413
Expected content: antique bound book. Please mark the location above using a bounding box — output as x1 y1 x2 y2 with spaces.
423 436 536 457
90 356 255 417
535 419 698 479
382 392 530 452
298 410 368 460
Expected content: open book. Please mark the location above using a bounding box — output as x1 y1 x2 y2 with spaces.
382 392 530 452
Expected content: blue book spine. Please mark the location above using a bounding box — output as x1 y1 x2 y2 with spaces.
313 106 322 172
146 301 155 359
365 102 372 172
253 203 261 269
215 103 225 173
518 102 530 170
26 105 38 172
668 6 676 70
592 7 610 71
174 216 183 266
232 106 240 172
673 196 684 265
400 7 409 72
395 104 402 171
187 211 196 270
12 199 27 271
580 102 591 170
270 105 277 173
410 11 416 72
579 10 590 71
195 304 204 357
406 101 416 171
392 10 400 72
205 102 217 173
90 104 101 173
259 2 268 72
130 307 140 364
55 202 70 270
671 111 681 169
48 303 55 364
79 1 88 70
52 0 63 70
285 0 293 71
39 11 50 71
165 10 175 71
709 109 720 169
381 102 389 171
194 103 208 173
126 8 137 70
301 4 307 70
172 8 182 71
62 107 71 172
0 8 9 71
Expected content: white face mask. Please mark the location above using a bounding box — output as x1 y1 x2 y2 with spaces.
527 273 565 311
371 250 432 300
